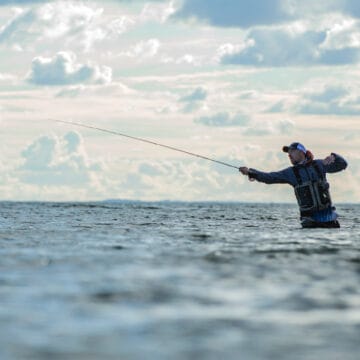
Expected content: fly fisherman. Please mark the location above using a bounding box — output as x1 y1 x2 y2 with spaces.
239 142 348 228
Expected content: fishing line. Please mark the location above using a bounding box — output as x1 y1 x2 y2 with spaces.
48 118 240 170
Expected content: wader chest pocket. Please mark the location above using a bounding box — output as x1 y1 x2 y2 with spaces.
294 180 331 212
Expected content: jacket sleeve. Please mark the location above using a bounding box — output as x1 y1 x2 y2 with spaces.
248 167 294 185
323 153 348 173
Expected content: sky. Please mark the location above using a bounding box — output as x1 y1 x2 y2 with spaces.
0 0 359 202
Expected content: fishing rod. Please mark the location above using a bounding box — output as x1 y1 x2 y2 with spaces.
48 118 240 170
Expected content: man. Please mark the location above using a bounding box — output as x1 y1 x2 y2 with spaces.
239 142 348 228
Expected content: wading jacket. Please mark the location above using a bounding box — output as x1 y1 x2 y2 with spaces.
248 153 348 220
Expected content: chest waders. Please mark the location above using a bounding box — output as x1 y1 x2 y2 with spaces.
292 162 332 217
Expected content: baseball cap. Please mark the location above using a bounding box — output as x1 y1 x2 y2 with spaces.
282 142 307 154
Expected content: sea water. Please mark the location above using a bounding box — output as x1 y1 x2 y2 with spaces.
0 201 359 360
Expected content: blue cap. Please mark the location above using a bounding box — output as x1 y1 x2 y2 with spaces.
282 142 307 154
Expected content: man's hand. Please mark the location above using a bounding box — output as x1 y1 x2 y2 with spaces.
239 166 249 175
323 154 335 165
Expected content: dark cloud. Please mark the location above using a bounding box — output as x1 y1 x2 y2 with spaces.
174 0 293 28
175 1 360 28
342 1 360 17
318 48 360 65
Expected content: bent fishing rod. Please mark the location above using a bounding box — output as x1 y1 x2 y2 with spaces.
48 118 240 170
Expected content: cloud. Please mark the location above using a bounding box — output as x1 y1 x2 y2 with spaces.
38 2 104 36
195 112 250 127
319 18 360 51
124 38 161 58
36 2 113 51
297 85 360 115
174 1 360 67
194 111 294 135
161 54 203 66
342 1 360 18
0 8 35 44
0 1 176 52
243 118 294 136
220 26 360 66
55 85 87 98
55 83 132 98
0 3 132 51
266 101 286 113
222 29 322 66
139 1 176 23
0 72 17 81
174 0 294 28
180 87 207 102
215 41 254 63
307 86 348 102
0 3 106 50
114 158 245 201
19 131 103 186
27 51 112 85
277 119 294 134
174 1 360 28
179 87 207 113
0 0 167 3
0 0 48 4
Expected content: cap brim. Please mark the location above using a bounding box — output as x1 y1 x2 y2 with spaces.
282 146 289 153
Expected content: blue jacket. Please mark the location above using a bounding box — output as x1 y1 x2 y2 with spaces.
248 153 347 221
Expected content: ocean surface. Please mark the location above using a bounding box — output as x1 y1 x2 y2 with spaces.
0 201 359 360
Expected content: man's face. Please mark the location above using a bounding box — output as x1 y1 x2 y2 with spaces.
288 149 305 165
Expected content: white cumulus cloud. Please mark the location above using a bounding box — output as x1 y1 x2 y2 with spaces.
19 131 103 187
320 18 360 50
0 2 134 51
124 38 161 58
140 1 176 24
27 51 112 85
